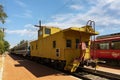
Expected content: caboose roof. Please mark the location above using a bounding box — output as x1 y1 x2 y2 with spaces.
63 26 99 35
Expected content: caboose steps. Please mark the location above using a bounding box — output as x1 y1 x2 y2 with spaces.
64 59 81 72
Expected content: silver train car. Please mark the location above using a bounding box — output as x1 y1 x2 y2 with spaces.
11 41 30 56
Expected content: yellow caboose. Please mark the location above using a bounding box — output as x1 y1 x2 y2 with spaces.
30 20 98 72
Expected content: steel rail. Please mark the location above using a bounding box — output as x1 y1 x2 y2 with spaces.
77 67 120 80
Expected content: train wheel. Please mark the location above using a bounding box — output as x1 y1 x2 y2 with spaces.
58 61 66 70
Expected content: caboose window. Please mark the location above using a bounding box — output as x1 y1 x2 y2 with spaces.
66 40 72 48
111 41 120 50
45 28 51 34
76 39 79 48
53 41 56 48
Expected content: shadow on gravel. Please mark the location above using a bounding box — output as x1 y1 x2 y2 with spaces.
9 54 67 78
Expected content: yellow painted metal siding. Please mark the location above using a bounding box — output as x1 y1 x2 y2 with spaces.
30 26 98 65
51 27 61 34
64 31 81 65
40 27 61 38
30 40 38 57
63 30 92 65
31 31 66 60
30 24 99 72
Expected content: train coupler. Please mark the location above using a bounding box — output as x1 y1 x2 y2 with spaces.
84 59 98 68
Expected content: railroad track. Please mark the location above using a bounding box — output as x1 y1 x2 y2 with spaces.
13 55 120 80
72 67 120 80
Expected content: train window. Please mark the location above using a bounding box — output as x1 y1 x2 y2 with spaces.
76 39 79 49
45 28 51 34
111 41 120 50
99 43 109 50
53 41 56 48
66 39 72 48
56 49 60 57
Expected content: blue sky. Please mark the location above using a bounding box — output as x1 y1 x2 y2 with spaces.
0 0 120 48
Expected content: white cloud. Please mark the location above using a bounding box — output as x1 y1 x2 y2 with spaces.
43 13 84 28
6 23 38 48
6 29 35 36
14 0 32 18
70 5 83 10
109 0 120 10
7 0 120 40
52 14 75 22
44 0 120 35
7 0 120 48
24 24 34 28
5 19 11 23
6 24 38 37
15 0 27 8
43 22 75 29
98 29 104 34
23 12 32 18
106 0 114 3
14 10 33 18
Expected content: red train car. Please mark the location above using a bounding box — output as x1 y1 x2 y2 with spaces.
91 33 120 66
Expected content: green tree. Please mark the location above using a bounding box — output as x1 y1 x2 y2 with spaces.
0 4 7 54
4 40 10 51
0 40 4 54
0 4 7 24
0 30 10 54
20 40 25 44
0 29 4 40
0 30 4 54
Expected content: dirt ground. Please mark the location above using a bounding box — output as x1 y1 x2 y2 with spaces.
2 54 81 80
0 54 4 80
